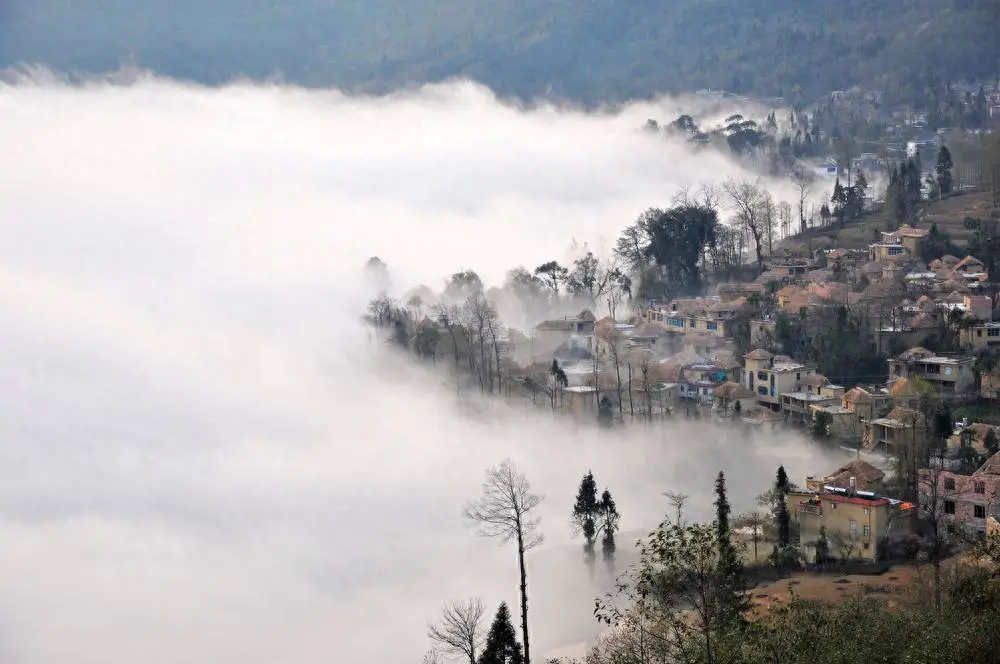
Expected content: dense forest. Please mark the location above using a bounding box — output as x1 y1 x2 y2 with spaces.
4 0 994 104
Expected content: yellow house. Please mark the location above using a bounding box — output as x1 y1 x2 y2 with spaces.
868 224 929 263
793 487 912 562
646 297 747 339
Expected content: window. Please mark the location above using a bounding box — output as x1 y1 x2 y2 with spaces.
975 481 986 495
863 508 870 515
757 371 767 381
975 505 987 519
668 318 684 328
850 521 857 539
944 500 956 515
978 329 983 337
707 322 718 331
990 328 1000 338
944 477 956 491
758 386 768 396
689 319 697 329
863 525 871 538
796 373 801 380
829 502 837 509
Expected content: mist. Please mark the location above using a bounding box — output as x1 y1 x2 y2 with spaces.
0 73 843 663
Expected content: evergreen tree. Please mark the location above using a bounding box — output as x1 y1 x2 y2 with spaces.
599 489 621 565
831 177 846 224
571 471 599 563
477 603 524 664
936 144 954 195
775 466 791 547
714 471 748 626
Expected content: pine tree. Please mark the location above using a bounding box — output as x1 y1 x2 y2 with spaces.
599 489 620 565
775 466 791 547
831 177 846 224
713 471 749 626
714 472 738 578
478 603 524 664
936 145 954 195
572 472 599 563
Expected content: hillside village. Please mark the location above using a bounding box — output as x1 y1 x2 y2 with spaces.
366 118 1000 567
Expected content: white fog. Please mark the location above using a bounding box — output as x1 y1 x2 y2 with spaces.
0 73 847 664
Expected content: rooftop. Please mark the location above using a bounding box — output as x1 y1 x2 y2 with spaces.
783 391 837 402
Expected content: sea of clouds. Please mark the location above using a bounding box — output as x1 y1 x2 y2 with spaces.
0 72 843 664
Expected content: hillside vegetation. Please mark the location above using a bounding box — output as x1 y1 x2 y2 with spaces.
2 0 994 103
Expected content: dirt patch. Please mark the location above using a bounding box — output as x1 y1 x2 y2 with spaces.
747 562 925 617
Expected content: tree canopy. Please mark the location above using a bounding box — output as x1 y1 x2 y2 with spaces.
9 1 993 105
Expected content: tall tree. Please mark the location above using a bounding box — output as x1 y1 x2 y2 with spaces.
464 460 543 664
446 270 485 301
477 603 524 664
533 261 568 297
936 144 954 195
571 471 600 564
723 179 771 273
775 466 791 547
427 599 486 664
599 488 621 566
714 471 745 628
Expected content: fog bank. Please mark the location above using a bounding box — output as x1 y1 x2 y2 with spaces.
0 73 838 663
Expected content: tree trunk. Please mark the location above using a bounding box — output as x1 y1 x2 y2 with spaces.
628 363 634 420
516 527 531 664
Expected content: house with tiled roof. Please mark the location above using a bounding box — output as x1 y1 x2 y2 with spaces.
806 459 886 493
864 405 927 451
869 224 928 263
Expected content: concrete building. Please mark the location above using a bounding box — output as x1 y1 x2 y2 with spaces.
961 322 1000 351
918 451 1000 534
679 357 742 404
864 406 927 452
868 225 928 263
742 348 815 411
794 485 914 562
645 297 747 339
888 347 976 394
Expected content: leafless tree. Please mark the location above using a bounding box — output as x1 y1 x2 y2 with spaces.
434 304 465 395
464 460 544 664
734 511 768 562
794 170 813 234
602 329 626 421
662 491 689 525
724 179 773 274
778 200 793 241
426 598 486 664
831 530 856 562
422 648 444 664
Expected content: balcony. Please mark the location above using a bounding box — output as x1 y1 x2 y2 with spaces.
798 503 822 517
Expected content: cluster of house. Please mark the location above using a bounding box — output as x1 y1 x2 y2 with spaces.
782 438 1000 564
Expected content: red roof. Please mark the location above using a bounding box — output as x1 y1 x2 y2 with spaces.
808 492 890 508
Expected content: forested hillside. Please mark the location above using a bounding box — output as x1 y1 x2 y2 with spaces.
2 0 994 103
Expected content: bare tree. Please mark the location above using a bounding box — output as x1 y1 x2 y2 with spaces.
426 598 486 664
831 530 856 562
794 170 813 234
662 491 690 525
602 329 626 421
464 460 544 664
734 511 768 562
724 179 773 274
